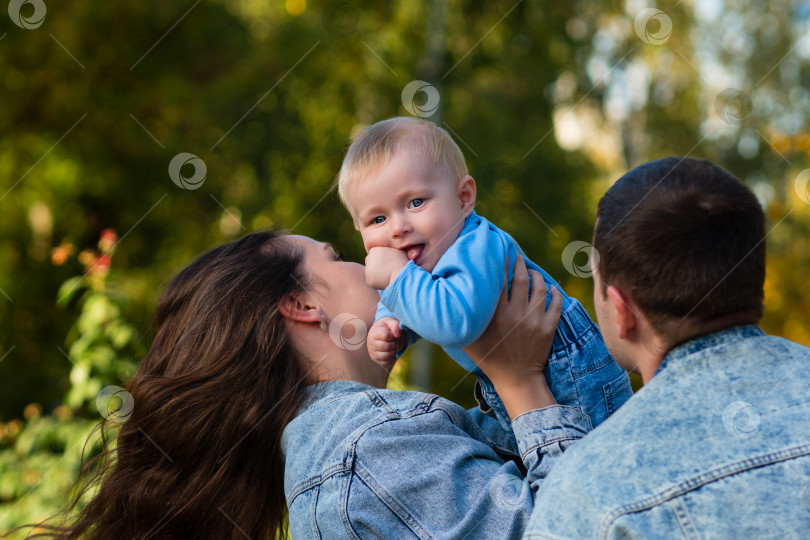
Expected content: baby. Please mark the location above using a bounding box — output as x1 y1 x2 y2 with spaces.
336 117 631 429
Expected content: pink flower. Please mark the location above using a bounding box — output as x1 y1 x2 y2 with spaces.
98 229 118 253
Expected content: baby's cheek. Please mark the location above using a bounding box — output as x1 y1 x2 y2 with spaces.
361 231 392 253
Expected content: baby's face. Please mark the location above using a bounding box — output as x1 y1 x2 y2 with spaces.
348 152 472 273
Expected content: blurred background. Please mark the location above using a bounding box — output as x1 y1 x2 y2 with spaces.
1 0 809 533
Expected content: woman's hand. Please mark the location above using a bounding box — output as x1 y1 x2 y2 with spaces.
463 255 563 419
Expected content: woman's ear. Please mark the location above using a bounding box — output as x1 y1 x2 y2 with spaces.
279 293 322 324
458 175 477 216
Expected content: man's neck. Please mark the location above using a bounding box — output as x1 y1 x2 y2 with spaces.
663 309 761 353
640 310 762 384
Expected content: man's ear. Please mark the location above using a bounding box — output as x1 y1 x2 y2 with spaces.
606 285 637 339
458 175 476 216
278 293 322 324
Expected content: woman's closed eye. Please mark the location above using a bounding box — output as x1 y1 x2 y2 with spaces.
408 199 424 209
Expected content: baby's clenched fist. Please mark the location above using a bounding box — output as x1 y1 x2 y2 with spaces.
367 317 404 368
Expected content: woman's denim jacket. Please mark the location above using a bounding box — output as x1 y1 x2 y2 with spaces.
282 380 592 539
523 326 810 539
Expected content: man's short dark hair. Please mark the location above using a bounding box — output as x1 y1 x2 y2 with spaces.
593 157 765 337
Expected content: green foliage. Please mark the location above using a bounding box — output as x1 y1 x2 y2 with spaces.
0 236 141 536
0 0 605 418
64 293 139 411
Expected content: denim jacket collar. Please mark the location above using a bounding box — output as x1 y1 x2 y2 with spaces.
299 380 376 415
656 324 765 376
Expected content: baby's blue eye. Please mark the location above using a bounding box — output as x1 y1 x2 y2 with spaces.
409 199 424 208
373 216 386 224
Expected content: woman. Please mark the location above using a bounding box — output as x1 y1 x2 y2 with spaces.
40 230 589 539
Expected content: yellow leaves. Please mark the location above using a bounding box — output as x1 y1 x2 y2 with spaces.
4 420 23 439
762 201 810 346
22 404 41 421
763 272 782 312
285 0 306 16
783 319 810 346
53 405 72 421
770 132 791 155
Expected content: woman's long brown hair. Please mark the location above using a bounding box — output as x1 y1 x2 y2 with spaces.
41 231 313 539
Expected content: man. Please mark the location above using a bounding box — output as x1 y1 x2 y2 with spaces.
523 157 810 539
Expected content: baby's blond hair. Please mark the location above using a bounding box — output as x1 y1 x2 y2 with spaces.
336 117 468 220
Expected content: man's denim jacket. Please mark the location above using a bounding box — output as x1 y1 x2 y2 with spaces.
282 380 591 539
523 326 810 539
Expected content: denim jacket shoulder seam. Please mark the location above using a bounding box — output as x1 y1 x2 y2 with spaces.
426 396 471 425
287 462 353 505
362 388 399 418
363 389 439 418
346 393 443 454
598 442 810 538
347 397 460 452
288 393 444 507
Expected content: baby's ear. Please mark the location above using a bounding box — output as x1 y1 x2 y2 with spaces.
458 175 477 214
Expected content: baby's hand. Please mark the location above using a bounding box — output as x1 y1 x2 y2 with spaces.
367 317 404 367
365 247 409 289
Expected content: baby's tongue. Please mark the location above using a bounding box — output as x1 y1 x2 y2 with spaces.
406 244 423 261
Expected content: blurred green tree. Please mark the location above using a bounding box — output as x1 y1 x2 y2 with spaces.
0 0 605 417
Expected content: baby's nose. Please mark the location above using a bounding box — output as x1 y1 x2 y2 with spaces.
391 215 411 236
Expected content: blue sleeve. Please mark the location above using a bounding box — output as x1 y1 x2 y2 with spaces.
350 402 591 539
379 221 510 349
511 406 591 490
